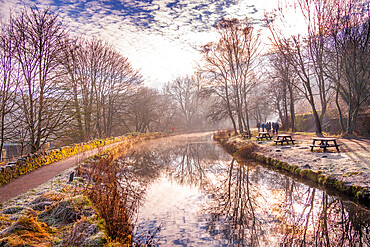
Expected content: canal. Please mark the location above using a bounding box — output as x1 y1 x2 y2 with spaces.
116 132 369 246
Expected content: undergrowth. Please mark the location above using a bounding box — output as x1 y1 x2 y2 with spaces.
77 135 161 246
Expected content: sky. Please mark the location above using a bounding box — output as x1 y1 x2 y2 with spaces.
0 0 280 88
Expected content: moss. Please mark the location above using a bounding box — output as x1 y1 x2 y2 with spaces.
355 191 363 199
304 169 318 181
282 162 291 171
318 175 326 185
2 206 25 215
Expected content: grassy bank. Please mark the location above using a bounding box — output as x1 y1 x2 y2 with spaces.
0 132 165 246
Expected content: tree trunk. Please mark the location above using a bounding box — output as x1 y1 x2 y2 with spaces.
225 85 238 135
335 85 346 135
288 83 295 132
312 107 322 135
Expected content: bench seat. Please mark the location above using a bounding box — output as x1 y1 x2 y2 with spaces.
256 137 272 140
242 133 252 139
309 144 341 152
274 140 295 144
309 144 341 148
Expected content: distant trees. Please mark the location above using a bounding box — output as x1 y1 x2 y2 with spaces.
122 87 159 133
0 24 19 160
267 51 299 131
165 74 203 130
323 0 369 135
201 18 260 135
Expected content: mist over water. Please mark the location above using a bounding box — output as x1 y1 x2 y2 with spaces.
117 133 369 246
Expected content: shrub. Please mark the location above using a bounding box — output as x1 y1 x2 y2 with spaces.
235 142 258 159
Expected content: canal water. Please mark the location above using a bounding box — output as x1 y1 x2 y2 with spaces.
117 132 369 246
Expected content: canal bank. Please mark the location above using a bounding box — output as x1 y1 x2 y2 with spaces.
0 132 167 246
214 130 370 206
1 132 369 246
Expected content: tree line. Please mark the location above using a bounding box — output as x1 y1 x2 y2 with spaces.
0 6 214 160
1 1 368 159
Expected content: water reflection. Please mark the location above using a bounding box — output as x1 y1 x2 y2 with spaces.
117 134 370 246
205 160 370 246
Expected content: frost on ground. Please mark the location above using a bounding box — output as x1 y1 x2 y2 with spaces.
250 134 370 191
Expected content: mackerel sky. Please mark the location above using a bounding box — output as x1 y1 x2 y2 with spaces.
0 0 278 88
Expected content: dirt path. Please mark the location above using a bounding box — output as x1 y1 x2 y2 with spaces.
0 142 121 203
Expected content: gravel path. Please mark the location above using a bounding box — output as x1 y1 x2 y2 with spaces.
0 142 121 203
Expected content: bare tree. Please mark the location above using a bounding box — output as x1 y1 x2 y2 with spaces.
8 7 68 153
201 18 260 134
267 51 299 131
59 38 85 142
165 74 203 130
123 87 159 133
61 38 142 142
268 0 336 135
0 24 19 159
324 0 369 135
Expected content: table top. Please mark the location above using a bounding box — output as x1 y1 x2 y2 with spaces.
277 134 292 137
259 132 269 134
312 137 337 141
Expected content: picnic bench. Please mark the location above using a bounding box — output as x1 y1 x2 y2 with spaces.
274 134 295 145
256 132 272 141
242 131 252 139
309 137 340 152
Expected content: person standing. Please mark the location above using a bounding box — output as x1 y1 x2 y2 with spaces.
261 122 265 132
266 122 271 134
257 122 260 132
275 122 279 135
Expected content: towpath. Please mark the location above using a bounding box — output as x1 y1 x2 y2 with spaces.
0 142 120 203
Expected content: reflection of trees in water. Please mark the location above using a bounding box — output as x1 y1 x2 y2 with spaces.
116 139 369 245
313 197 369 246
204 159 265 246
119 142 226 189
203 158 370 246
273 175 370 246
167 143 221 188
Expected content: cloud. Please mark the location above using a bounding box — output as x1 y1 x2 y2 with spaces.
0 0 278 88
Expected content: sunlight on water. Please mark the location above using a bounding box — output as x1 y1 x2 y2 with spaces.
135 174 219 246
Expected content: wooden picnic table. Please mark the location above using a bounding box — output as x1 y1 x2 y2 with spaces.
310 137 340 152
242 131 252 139
274 134 295 145
256 132 272 141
